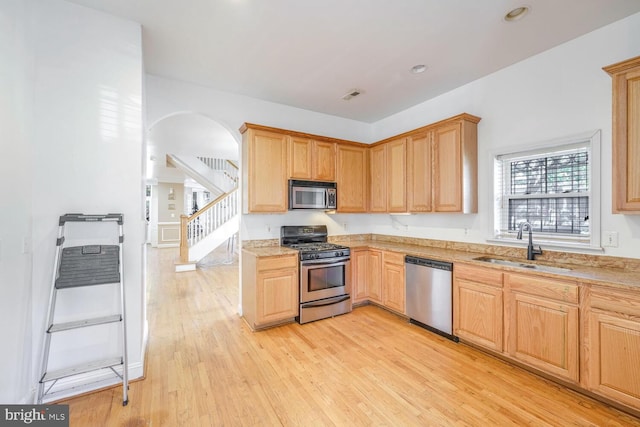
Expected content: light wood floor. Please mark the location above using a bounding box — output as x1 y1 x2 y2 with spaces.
61 246 640 426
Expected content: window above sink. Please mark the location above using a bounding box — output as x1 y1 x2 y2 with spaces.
490 130 602 253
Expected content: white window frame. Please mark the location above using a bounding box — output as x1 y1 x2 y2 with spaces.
488 130 602 253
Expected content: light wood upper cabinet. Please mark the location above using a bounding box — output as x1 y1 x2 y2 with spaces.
604 56 640 213
453 264 504 352
288 137 336 181
369 138 407 213
504 273 580 383
240 113 479 214
379 113 479 214
586 286 640 410
288 136 313 180
407 132 432 212
369 144 387 212
314 141 337 181
337 144 369 213
241 127 288 213
433 119 478 213
433 123 463 212
386 138 407 212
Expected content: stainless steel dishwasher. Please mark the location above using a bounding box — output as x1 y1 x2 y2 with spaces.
405 255 458 342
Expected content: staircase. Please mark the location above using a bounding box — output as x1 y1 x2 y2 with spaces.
168 156 240 272
166 154 238 197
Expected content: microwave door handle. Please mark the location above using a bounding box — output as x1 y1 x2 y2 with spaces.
324 190 328 208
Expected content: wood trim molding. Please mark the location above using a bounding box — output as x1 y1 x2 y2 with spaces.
603 55 640 75
373 113 482 146
239 123 366 147
239 112 481 148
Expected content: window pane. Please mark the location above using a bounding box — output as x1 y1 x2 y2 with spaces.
510 151 588 195
508 197 589 235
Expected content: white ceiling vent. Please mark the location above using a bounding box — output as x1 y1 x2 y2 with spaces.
342 89 363 101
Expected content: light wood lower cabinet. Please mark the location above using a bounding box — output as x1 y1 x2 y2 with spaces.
242 251 298 330
350 248 369 304
453 264 503 352
587 286 640 410
367 250 383 304
349 249 402 313
504 273 580 383
382 251 405 314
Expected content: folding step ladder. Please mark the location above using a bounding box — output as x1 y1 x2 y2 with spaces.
38 214 128 406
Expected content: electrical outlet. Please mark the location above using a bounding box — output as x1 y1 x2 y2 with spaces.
603 231 619 247
266 224 271 233
342 223 347 231
22 237 31 254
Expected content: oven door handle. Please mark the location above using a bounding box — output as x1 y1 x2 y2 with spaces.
301 258 349 267
301 295 351 308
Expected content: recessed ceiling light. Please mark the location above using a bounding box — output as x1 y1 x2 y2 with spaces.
504 6 530 22
410 64 427 74
342 89 363 101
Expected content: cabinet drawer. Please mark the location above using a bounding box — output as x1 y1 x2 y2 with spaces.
383 251 405 265
505 273 578 304
257 255 298 272
454 264 503 288
590 287 640 317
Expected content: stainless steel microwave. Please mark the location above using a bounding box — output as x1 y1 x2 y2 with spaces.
289 180 337 210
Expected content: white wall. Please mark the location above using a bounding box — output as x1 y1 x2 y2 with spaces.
148 10 640 260
0 0 145 403
369 11 640 259
0 0 35 404
146 75 374 144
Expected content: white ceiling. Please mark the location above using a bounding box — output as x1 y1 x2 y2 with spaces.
65 0 640 123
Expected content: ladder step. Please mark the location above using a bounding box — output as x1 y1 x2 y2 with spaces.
41 357 123 383
48 315 122 333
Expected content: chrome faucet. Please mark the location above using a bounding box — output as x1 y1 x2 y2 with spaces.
517 221 543 261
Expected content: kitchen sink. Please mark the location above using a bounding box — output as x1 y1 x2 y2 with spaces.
472 256 572 273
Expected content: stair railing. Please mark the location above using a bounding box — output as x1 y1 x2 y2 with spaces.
180 189 239 263
196 157 239 190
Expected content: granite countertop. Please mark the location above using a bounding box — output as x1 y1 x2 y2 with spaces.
242 245 298 257
242 235 640 292
345 239 640 292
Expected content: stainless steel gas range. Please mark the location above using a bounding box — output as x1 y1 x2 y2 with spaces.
280 225 352 324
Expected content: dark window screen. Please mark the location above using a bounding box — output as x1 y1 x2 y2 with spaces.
507 151 589 235
510 152 588 195
508 197 589 235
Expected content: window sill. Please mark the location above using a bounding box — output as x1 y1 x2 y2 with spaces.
486 237 604 254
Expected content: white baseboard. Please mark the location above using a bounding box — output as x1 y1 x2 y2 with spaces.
175 263 196 272
157 243 179 248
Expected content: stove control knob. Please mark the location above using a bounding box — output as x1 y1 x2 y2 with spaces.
314 253 320 259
